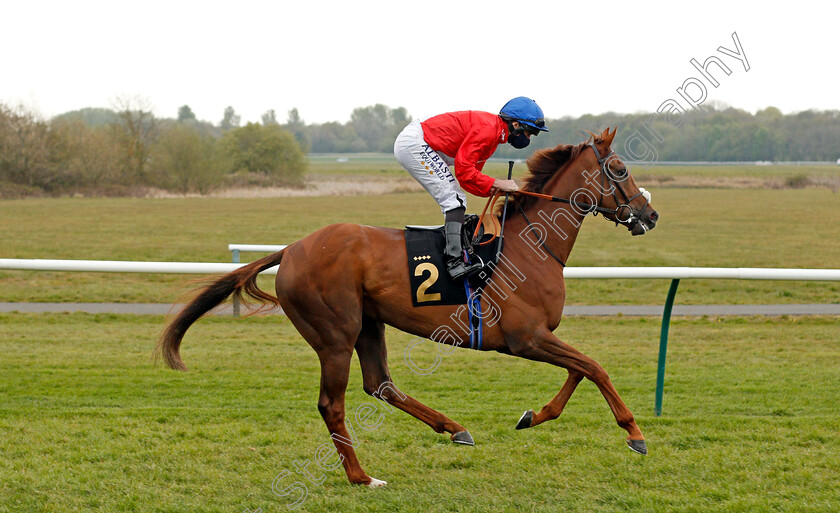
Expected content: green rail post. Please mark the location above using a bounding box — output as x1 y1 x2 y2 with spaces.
231 249 240 317
655 278 680 416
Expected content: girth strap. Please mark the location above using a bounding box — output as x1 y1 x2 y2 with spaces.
463 279 483 350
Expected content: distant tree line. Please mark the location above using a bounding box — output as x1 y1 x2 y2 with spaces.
304 104 412 153
493 105 840 162
298 103 838 162
2 99 838 198
0 98 307 198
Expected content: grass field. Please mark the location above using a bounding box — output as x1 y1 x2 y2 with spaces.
1 312 838 512
1 185 839 305
2 161 839 512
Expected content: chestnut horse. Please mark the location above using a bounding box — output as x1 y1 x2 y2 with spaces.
157 127 659 487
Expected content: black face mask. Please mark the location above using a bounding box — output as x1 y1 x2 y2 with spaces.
509 131 530 149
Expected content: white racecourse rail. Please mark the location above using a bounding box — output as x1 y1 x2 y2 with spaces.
2 258 840 281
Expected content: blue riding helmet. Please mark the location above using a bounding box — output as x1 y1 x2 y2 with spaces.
500 97 549 134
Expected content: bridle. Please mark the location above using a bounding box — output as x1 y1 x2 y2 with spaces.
472 140 653 267
509 141 651 267
507 142 649 220
584 141 650 227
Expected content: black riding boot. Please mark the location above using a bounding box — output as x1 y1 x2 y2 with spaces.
445 221 482 280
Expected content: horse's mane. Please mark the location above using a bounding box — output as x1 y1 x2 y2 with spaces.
498 135 599 217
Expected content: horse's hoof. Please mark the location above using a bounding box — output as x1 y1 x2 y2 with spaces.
627 439 648 455
515 410 534 430
367 477 387 488
452 430 475 446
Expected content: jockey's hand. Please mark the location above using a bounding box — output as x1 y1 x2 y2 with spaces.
491 179 519 194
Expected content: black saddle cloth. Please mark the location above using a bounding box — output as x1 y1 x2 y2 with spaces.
404 215 501 307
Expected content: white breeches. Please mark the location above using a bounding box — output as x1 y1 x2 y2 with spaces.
394 120 467 214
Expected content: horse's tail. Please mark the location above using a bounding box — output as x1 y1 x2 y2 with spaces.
156 249 286 371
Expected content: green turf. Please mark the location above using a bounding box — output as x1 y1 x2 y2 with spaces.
1 186 839 305
0 312 837 512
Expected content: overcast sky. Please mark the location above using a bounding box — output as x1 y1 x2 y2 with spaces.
3 0 837 125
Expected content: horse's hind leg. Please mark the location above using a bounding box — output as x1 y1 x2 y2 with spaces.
282 297 386 487
512 329 647 455
515 370 583 430
355 318 474 445
314 347 387 487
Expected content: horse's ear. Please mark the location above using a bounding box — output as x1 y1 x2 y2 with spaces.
603 127 617 146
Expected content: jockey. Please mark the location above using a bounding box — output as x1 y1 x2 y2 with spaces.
394 96 549 280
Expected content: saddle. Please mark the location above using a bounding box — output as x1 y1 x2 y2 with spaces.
404 215 501 307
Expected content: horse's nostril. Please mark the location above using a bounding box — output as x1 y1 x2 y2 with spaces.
648 211 659 222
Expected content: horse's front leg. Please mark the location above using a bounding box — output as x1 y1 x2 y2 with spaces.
511 329 647 455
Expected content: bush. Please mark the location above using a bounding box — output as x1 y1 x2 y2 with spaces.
48 118 122 189
1 103 125 196
217 123 306 186
785 173 811 189
0 105 52 189
153 122 223 194
0 181 45 199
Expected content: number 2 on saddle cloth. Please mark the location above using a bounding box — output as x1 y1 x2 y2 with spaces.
403 196 503 308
